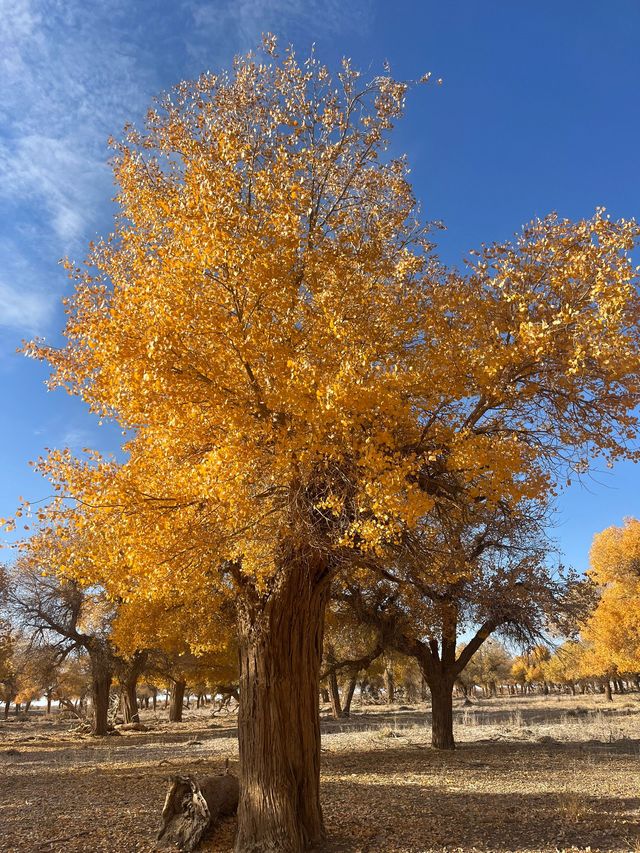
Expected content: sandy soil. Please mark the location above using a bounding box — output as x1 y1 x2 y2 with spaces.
0 694 639 852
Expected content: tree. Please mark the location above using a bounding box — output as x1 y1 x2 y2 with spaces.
458 639 513 698
19 38 640 850
545 640 587 694
339 498 592 748
582 518 640 679
322 605 383 718
7 539 119 735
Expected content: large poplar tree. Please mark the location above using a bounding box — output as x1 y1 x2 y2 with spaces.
22 39 640 851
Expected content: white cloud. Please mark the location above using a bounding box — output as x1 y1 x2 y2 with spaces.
188 0 372 57
0 0 154 248
0 134 111 243
60 426 93 451
0 278 55 333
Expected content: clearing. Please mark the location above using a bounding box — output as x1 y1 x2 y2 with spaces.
1 694 639 852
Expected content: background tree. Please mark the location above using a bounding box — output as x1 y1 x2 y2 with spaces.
582 518 640 681
457 639 513 698
339 500 592 748
321 606 383 718
545 640 587 695
7 543 119 735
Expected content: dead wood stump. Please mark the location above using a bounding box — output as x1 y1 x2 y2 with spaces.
157 764 239 851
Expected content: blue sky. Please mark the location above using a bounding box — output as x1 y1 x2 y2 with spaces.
1 0 639 569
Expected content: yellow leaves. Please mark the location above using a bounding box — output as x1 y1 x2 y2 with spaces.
582 518 640 673
14 42 640 644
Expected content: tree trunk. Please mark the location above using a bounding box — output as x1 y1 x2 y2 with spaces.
87 640 114 736
384 665 395 704
3 700 9 719
342 675 357 717
430 677 455 750
420 676 428 701
120 652 146 724
46 691 52 715
327 670 342 719
121 676 140 724
235 555 329 853
92 670 112 736
169 681 186 723
320 687 329 704
604 679 613 701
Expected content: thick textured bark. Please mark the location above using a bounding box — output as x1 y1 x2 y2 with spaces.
327 670 342 719
430 677 455 750
342 676 357 717
169 680 186 723
92 670 112 735
235 554 329 853
120 652 147 724
604 679 613 701
122 677 140 723
89 642 113 736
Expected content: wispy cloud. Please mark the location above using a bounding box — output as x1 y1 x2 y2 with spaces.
187 0 372 59
0 0 154 248
0 277 55 334
0 0 373 343
0 0 162 342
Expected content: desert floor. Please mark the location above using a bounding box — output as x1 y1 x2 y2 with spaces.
1 693 639 852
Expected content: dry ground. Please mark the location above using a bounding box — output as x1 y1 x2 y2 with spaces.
1 694 639 852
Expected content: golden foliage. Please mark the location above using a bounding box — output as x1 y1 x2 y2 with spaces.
14 41 640 633
583 518 640 673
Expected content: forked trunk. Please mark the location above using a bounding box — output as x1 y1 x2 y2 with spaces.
120 652 146 724
430 677 455 750
169 681 186 722
342 676 357 717
235 554 329 853
122 677 140 724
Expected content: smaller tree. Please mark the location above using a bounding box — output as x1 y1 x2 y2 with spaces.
7 548 118 735
338 502 592 748
582 518 640 685
458 640 513 698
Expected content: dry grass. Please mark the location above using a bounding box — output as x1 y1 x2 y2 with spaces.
1 693 639 852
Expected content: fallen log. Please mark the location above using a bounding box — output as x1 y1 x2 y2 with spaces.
157 762 239 851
